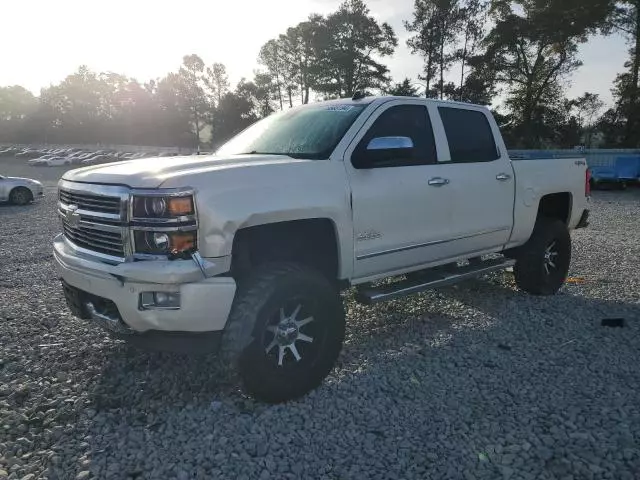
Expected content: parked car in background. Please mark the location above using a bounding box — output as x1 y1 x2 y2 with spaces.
0 147 21 156
81 154 115 165
15 149 42 159
43 157 75 166
2 145 191 165
28 155 56 165
0 174 44 205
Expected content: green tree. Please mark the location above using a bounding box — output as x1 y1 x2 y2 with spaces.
480 0 614 147
0 86 37 143
405 0 441 96
597 107 626 146
258 39 286 109
205 62 230 107
284 17 323 104
211 87 258 148
606 1 640 145
236 73 279 118
314 0 397 97
258 15 326 106
456 0 488 100
406 0 463 99
571 92 604 147
386 78 421 96
177 54 210 148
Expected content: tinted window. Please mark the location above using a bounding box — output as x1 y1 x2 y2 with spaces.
354 105 436 168
439 107 499 163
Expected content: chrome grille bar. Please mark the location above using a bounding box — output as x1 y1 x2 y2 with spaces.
62 228 125 255
58 180 131 263
59 190 120 214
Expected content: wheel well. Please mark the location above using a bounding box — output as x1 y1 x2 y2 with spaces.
537 193 571 224
231 219 340 282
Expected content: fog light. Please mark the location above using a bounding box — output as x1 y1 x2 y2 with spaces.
139 292 181 310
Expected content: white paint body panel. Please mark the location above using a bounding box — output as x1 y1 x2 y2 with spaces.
508 158 589 248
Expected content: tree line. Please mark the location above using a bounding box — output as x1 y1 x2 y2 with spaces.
0 0 638 150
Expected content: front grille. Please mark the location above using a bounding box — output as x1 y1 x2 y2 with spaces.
58 183 128 261
62 221 125 257
59 189 120 214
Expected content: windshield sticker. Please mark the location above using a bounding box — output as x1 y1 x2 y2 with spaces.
324 105 355 112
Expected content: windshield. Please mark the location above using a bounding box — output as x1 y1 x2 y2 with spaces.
216 103 367 160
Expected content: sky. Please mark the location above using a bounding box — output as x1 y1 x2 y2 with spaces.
0 0 630 107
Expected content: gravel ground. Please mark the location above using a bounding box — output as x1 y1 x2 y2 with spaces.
1 159 639 480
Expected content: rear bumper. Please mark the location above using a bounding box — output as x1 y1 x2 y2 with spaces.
53 234 237 336
575 209 590 229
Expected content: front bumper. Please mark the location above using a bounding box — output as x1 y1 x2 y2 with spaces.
54 234 236 337
61 281 224 353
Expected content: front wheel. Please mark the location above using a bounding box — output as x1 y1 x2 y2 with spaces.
514 218 571 295
221 263 345 403
9 187 33 205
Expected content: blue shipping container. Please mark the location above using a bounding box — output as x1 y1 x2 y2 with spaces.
508 149 640 184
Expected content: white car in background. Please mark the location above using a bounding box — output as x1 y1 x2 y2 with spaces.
43 157 74 167
0 174 44 204
29 156 72 167
28 155 56 165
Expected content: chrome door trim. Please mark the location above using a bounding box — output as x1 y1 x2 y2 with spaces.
356 227 511 260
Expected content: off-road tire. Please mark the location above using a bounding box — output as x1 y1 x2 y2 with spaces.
9 187 32 205
514 218 571 295
221 262 345 403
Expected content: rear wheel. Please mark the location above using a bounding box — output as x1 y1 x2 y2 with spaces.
221 263 345 403
9 187 32 205
514 218 571 295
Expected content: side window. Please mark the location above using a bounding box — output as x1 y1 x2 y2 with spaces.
438 107 499 163
353 105 436 168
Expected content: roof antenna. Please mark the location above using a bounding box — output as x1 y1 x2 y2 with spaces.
352 91 366 100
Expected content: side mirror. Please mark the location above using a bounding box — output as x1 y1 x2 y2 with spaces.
352 136 414 169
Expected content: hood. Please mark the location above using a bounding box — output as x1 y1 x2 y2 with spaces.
7 176 42 185
61 154 304 189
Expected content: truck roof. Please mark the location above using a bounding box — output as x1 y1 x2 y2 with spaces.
315 95 488 110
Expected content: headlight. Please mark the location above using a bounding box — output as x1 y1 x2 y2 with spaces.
131 191 197 258
134 231 197 255
133 195 194 218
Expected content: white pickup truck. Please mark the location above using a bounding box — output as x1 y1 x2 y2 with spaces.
54 96 590 402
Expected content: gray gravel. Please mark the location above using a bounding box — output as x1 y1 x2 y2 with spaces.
1 160 639 479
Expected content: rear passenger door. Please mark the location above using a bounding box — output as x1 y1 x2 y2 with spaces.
432 105 515 255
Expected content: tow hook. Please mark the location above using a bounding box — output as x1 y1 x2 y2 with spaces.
191 251 209 279
167 248 209 279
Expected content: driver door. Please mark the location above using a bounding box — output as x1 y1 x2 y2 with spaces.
344 100 455 279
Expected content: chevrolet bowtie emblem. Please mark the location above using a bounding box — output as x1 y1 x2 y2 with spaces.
66 205 81 227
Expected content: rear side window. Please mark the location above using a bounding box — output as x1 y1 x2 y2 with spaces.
438 107 499 163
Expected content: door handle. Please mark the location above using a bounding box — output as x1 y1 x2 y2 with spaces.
428 177 450 187
496 173 512 181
